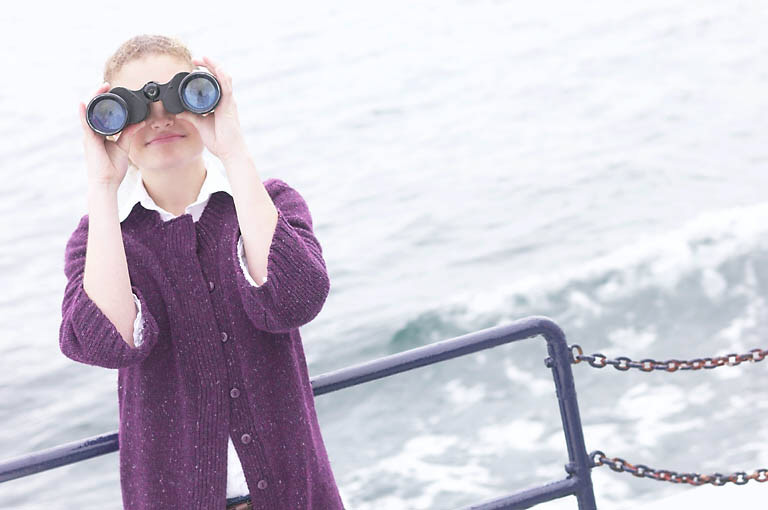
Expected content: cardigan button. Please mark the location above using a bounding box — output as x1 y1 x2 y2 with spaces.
230 387 240 398
257 479 268 490
208 280 215 291
241 433 252 444
221 331 228 343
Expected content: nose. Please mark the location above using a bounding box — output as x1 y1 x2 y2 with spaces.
146 101 175 130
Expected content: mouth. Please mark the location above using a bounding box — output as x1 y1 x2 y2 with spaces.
147 134 185 146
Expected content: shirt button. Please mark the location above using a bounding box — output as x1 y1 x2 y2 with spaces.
241 433 251 444
257 479 268 490
230 387 240 398
208 280 215 291
221 331 228 343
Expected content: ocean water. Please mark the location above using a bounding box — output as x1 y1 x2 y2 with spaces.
1 0 768 508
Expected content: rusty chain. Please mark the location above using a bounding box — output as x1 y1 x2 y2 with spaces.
544 344 767 372
589 450 768 487
543 346 767 487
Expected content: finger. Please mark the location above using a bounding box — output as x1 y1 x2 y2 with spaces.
202 56 218 75
201 56 230 83
207 56 231 84
192 57 211 74
86 82 111 105
78 102 89 132
115 120 147 153
199 57 232 98
92 82 110 96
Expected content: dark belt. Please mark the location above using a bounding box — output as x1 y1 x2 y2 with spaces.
226 495 253 510
226 503 252 510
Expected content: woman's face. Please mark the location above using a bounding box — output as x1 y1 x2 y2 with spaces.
111 53 204 172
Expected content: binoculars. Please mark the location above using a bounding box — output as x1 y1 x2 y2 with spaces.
86 70 221 136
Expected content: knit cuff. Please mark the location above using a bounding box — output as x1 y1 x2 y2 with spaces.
233 207 330 333
60 282 160 369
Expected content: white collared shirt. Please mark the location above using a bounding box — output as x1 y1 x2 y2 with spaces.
120 152 264 499
119 151 236 223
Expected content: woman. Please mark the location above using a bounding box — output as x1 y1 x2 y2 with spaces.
60 34 345 510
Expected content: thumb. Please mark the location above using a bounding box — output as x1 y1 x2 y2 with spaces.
176 111 200 130
115 120 147 154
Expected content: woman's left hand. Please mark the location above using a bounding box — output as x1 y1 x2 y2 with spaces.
177 55 248 162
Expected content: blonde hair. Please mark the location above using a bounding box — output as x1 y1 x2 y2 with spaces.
102 34 195 177
103 33 193 85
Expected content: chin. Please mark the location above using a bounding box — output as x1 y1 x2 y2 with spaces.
133 149 203 172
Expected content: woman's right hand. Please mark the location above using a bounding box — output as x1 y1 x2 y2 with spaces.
79 82 147 190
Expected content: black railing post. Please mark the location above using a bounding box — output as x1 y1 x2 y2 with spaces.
539 319 597 510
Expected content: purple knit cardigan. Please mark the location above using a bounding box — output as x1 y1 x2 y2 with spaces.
58 178 345 509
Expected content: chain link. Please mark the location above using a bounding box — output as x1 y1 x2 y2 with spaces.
589 450 768 486
543 344 767 489
544 344 767 372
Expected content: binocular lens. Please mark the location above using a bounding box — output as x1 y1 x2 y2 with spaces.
182 76 218 113
89 96 127 135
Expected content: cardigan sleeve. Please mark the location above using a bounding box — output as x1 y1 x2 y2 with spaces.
58 215 161 368
232 179 330 333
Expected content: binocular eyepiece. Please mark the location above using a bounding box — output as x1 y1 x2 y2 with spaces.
86 70 221 136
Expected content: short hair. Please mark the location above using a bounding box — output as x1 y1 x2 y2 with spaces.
103 34 193 84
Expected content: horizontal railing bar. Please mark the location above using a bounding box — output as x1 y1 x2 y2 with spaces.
457 477 580 510
310 315 563 395
0 432 118 483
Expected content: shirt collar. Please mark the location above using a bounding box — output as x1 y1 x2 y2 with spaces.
118 151 233 223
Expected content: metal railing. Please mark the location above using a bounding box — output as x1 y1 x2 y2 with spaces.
0 315 597 509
